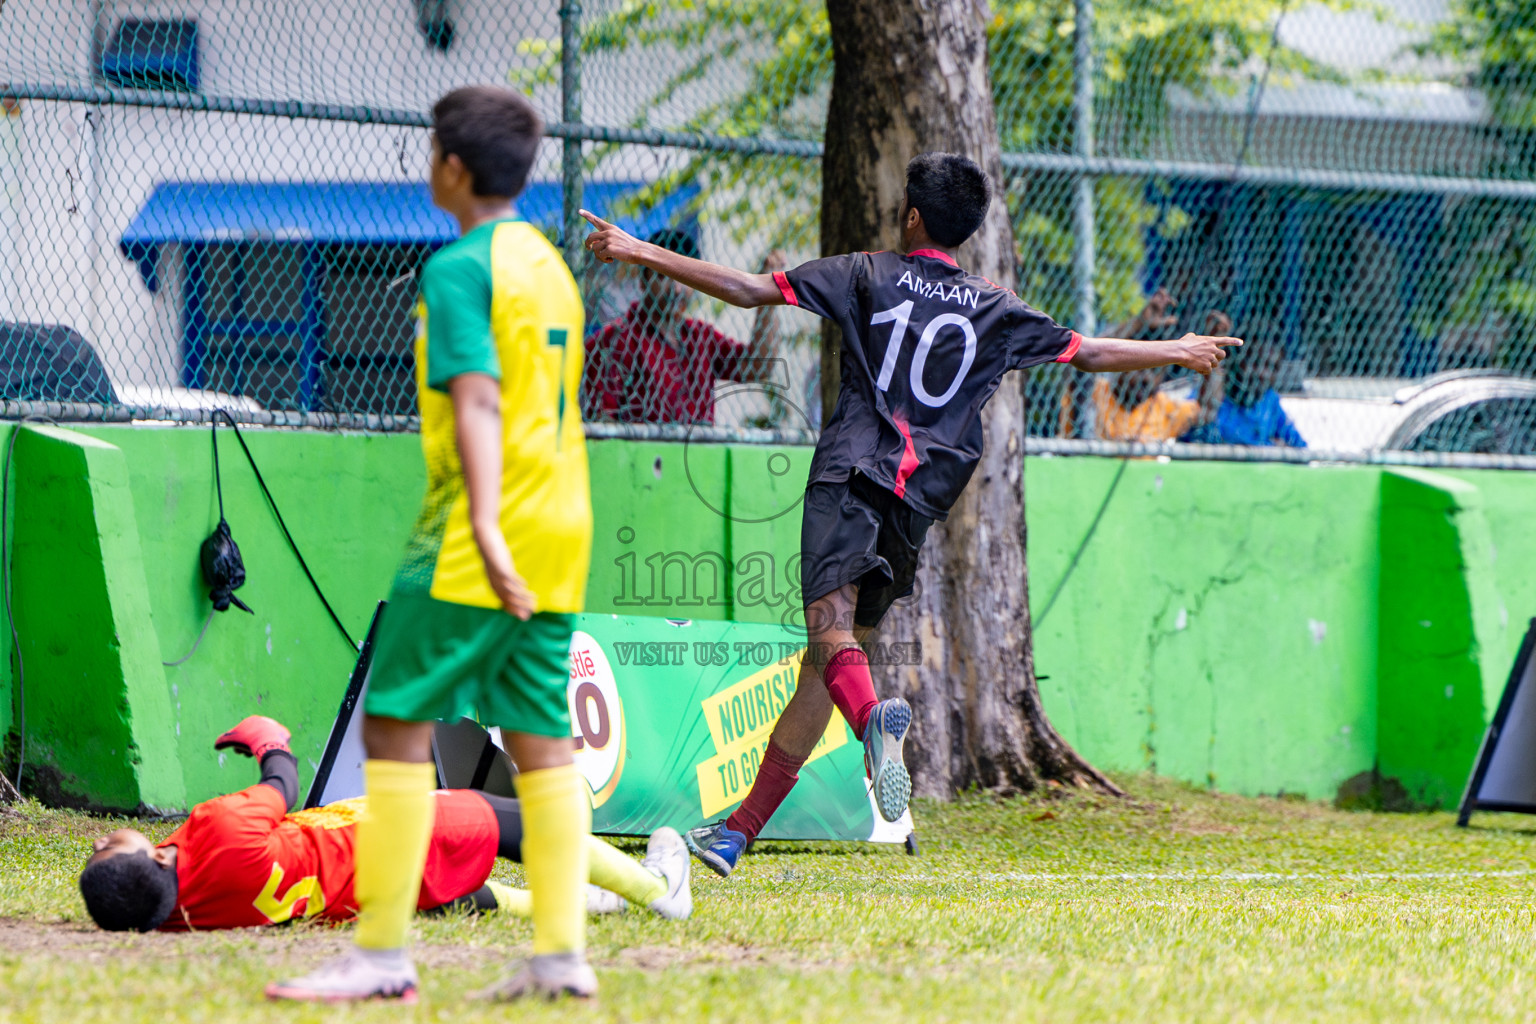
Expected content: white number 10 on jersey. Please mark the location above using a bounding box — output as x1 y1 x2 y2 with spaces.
870 301 978 407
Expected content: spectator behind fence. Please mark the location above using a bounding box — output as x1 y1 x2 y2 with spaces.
582 231 785 424
1058 293 1224 442
1183 334 1306 448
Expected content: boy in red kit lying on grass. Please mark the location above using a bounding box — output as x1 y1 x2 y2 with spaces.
79 716 689 932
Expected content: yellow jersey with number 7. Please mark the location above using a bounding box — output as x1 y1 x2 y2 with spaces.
394 216 591 614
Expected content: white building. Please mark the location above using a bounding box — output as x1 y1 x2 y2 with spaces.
0 0 777 417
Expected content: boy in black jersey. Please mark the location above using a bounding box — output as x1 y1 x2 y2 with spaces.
581 153 1239 877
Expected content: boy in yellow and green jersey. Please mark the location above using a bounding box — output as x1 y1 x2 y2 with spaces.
269 85 598 1004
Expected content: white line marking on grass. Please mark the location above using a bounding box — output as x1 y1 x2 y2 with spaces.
953 870 1536 882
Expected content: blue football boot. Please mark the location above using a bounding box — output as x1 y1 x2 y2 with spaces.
684 821 747 878
864 697 913 822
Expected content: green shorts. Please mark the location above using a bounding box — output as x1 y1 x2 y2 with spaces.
365 591 575 738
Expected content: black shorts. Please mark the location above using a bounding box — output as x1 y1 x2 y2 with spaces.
799 474 935 630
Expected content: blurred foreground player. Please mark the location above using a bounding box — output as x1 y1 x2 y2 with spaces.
271 85 596 1003
78 717 690 932
583 152 1241 876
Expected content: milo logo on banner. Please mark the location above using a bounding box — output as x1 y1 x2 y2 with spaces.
568 631 625 808
694 649 847 818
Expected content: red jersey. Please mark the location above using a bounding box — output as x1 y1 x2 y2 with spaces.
157 786 497 930
582 302 752 424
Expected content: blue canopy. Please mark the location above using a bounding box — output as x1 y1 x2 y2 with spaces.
120 180 700 291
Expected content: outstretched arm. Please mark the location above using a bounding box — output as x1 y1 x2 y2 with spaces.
215 716 299 810
581 210 784 309
1070 333 1241 375
738 250 788 381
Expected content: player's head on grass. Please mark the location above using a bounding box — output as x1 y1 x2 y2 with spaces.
429 85 543 219
900 152 992 252
78 828 178 932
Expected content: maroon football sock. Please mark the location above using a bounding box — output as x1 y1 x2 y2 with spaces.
824 646 878 738
725 739 806 841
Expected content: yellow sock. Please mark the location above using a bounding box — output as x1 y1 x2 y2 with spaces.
354 759 436 950
485 880 532 918
586 837 665 907
514 764 590 955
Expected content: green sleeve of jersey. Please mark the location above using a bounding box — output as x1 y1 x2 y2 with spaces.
421 250 499 392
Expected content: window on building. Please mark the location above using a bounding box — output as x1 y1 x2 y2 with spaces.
186 242 427 415
99 19 200 92
120 180 699 416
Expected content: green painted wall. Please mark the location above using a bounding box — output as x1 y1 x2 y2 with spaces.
1024 458 1382 799
725 443 814 628
77 425 420 809
1377 469 1507 808
8 429 790 808
586 441 729 618
6 423 1536 810
0 423 15 748
1443 468 1536 673
583 441 810 627
12 426 184 811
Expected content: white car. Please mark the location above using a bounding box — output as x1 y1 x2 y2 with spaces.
1164 369 1536 454
1282 371 1536 454
114 383 267 420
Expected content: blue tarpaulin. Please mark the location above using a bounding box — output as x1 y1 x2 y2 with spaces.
120 180 700 290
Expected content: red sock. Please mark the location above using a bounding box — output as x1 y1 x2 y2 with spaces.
824 647 878 738
726 740 806 840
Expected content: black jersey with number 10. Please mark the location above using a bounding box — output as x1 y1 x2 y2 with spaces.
774 249 1081 520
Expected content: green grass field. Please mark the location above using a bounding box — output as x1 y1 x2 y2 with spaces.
3 777 1534 1022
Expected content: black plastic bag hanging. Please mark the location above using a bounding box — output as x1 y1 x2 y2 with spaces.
202 419 253 614
201 519 252 613
194 410 356 649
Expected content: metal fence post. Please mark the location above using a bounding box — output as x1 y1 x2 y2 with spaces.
560 0 584 274
1070 0 1098 438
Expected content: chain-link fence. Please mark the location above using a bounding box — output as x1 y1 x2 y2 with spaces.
2 0 1536 461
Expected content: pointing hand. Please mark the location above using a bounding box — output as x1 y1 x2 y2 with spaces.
1176 334 1242 375
580 209 644 266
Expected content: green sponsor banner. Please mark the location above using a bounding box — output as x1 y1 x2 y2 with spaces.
566 614 913 844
